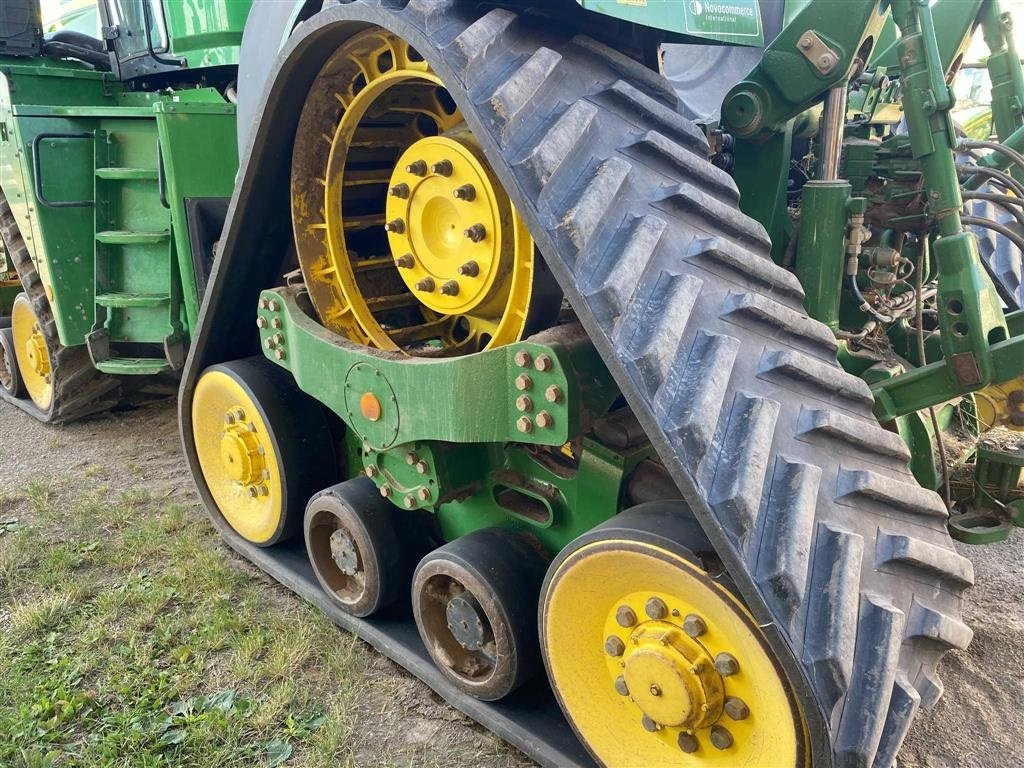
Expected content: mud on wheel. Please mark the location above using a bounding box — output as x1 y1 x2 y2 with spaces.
186 2 974 767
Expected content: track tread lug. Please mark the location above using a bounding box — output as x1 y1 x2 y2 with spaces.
657 182 771 253
684 235 805 304
596 79 708 155
488 47 563 145
758 348 877 409
721 289 838 354
624 130 738 205
515 100 600 195
906 598 973 650
836 468 949 520
798 407 912 463
557 156 631 253
874 529 974 588
580 214 666 321
871 677 921 768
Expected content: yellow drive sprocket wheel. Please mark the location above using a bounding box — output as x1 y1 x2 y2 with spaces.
541 505 808 767
291 27 553 355
11 293 54 411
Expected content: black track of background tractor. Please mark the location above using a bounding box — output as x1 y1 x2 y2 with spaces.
0 193 121 423
180 3 974 766
968 196 1024 309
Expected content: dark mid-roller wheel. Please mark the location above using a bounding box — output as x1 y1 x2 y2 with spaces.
0 326 25 398
191 357 336 546
412 528 548 701
305 477 406 617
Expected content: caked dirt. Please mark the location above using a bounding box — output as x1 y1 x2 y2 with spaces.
0 397 1020 768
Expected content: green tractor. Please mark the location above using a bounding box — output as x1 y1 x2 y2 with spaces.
6 0 1024 766
0 0 244 421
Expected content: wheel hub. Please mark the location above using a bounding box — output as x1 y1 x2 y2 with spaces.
218 407 269 495
446 593 488 652
329 528 359 576
386 134 513 318
25 324 49 379
619 623 723 731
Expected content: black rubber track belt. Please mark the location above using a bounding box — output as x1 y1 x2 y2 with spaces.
968 195 1023 309
0 192 120 423
183 2 975 766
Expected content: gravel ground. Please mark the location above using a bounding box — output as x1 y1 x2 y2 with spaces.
0 397 1020 767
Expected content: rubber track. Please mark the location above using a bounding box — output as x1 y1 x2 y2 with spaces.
328 3 976 765
968 195 1023 309
0 193 120 423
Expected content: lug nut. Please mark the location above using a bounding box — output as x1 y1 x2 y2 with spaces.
431 159 453 176
415 277 435 292
265 337 276 349
710 725 733 751
534 353 553 372
415 460 429 475
535 411 553 429
224 412 237 425
464 223 486 242
390 183 410 198
544 385 562 403
275 348 287 360
257 484 269 497
649 684 662 697
614 676 629 697
256 316 268 329
384 218 406 234
267 299 280 312
616 605 637 628
403 495 416 509
259 298 269 309
678 733 699 754
641 715 659 733
453 184 476 201
271 317 282 329
516 416 533 434
365 466 378 479
605 636 625 657
514 374 533 391
440 280 460 296
405 452 418 466
724 697 750 721
516 395 533 412
405 160 427 176
395 253 415 269
683 614 707 638
715 652 740 677
247 486 259 498
417 487 431 502
457 260 480 277
379 484 392 498
645 597 668 620
514 350 532 368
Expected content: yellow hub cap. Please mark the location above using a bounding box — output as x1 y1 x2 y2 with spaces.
292 27 537 355
192 370 284 544
10 294 53 410
542 540 806 766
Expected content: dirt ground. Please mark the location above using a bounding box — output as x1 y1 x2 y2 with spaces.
0 397 1021 768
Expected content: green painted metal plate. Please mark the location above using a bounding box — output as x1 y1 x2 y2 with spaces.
576 0 764 46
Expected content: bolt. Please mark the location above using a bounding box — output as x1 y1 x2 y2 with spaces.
405 452 419 465
453 184 476 201
440 280 460 296
431 159 453 176
405 160 427 176
268 300 280 312
535 411 554 429
417 487 431 502
516 395 533 412
818 54 834 70
710 725 733 751
457 260 480 277
265 337 277 350
233 408 245 421
649 684 662 697
257 484 269 496
271 317 283 329
715 652 740 677
645 597 668 620
683 614 707 638
365 465 378 479
395 253 415 269
544 385 562 403
605 636 625 657
616 605 637 628
415 277 436 292
799 35 813 51
534 354 553 372
224 412 237 425
390 183 410 198
724 697 750 721
415 460 429 475
384 218 406 234
275 348 287 360
403 495 416 509
614 676 629 696
641 715 659 733
678 733 699 754
514 350 532 368
516 416 533 434
380 484 392 498
256 316 268 329
272 333 284 346
514 374 533 391
464 223 486 242
259 298 270 310
247 422 257 433
247 486 259 498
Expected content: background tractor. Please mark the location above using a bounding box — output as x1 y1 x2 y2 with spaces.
5 0 1024 767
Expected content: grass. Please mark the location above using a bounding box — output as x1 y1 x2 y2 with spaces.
0 479 369 768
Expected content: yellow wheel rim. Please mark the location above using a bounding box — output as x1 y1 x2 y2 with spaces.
192 368 285 544
542 539 807 767
292 27 536 355
11 294 53 411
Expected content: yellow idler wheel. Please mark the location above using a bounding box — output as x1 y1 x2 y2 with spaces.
11 293 53 411
292 27 557 355
192 357 336 547
541 503 808 767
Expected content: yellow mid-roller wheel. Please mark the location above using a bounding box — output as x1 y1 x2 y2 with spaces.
11 293 53 411
541 504 808 767
192 358 336 547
